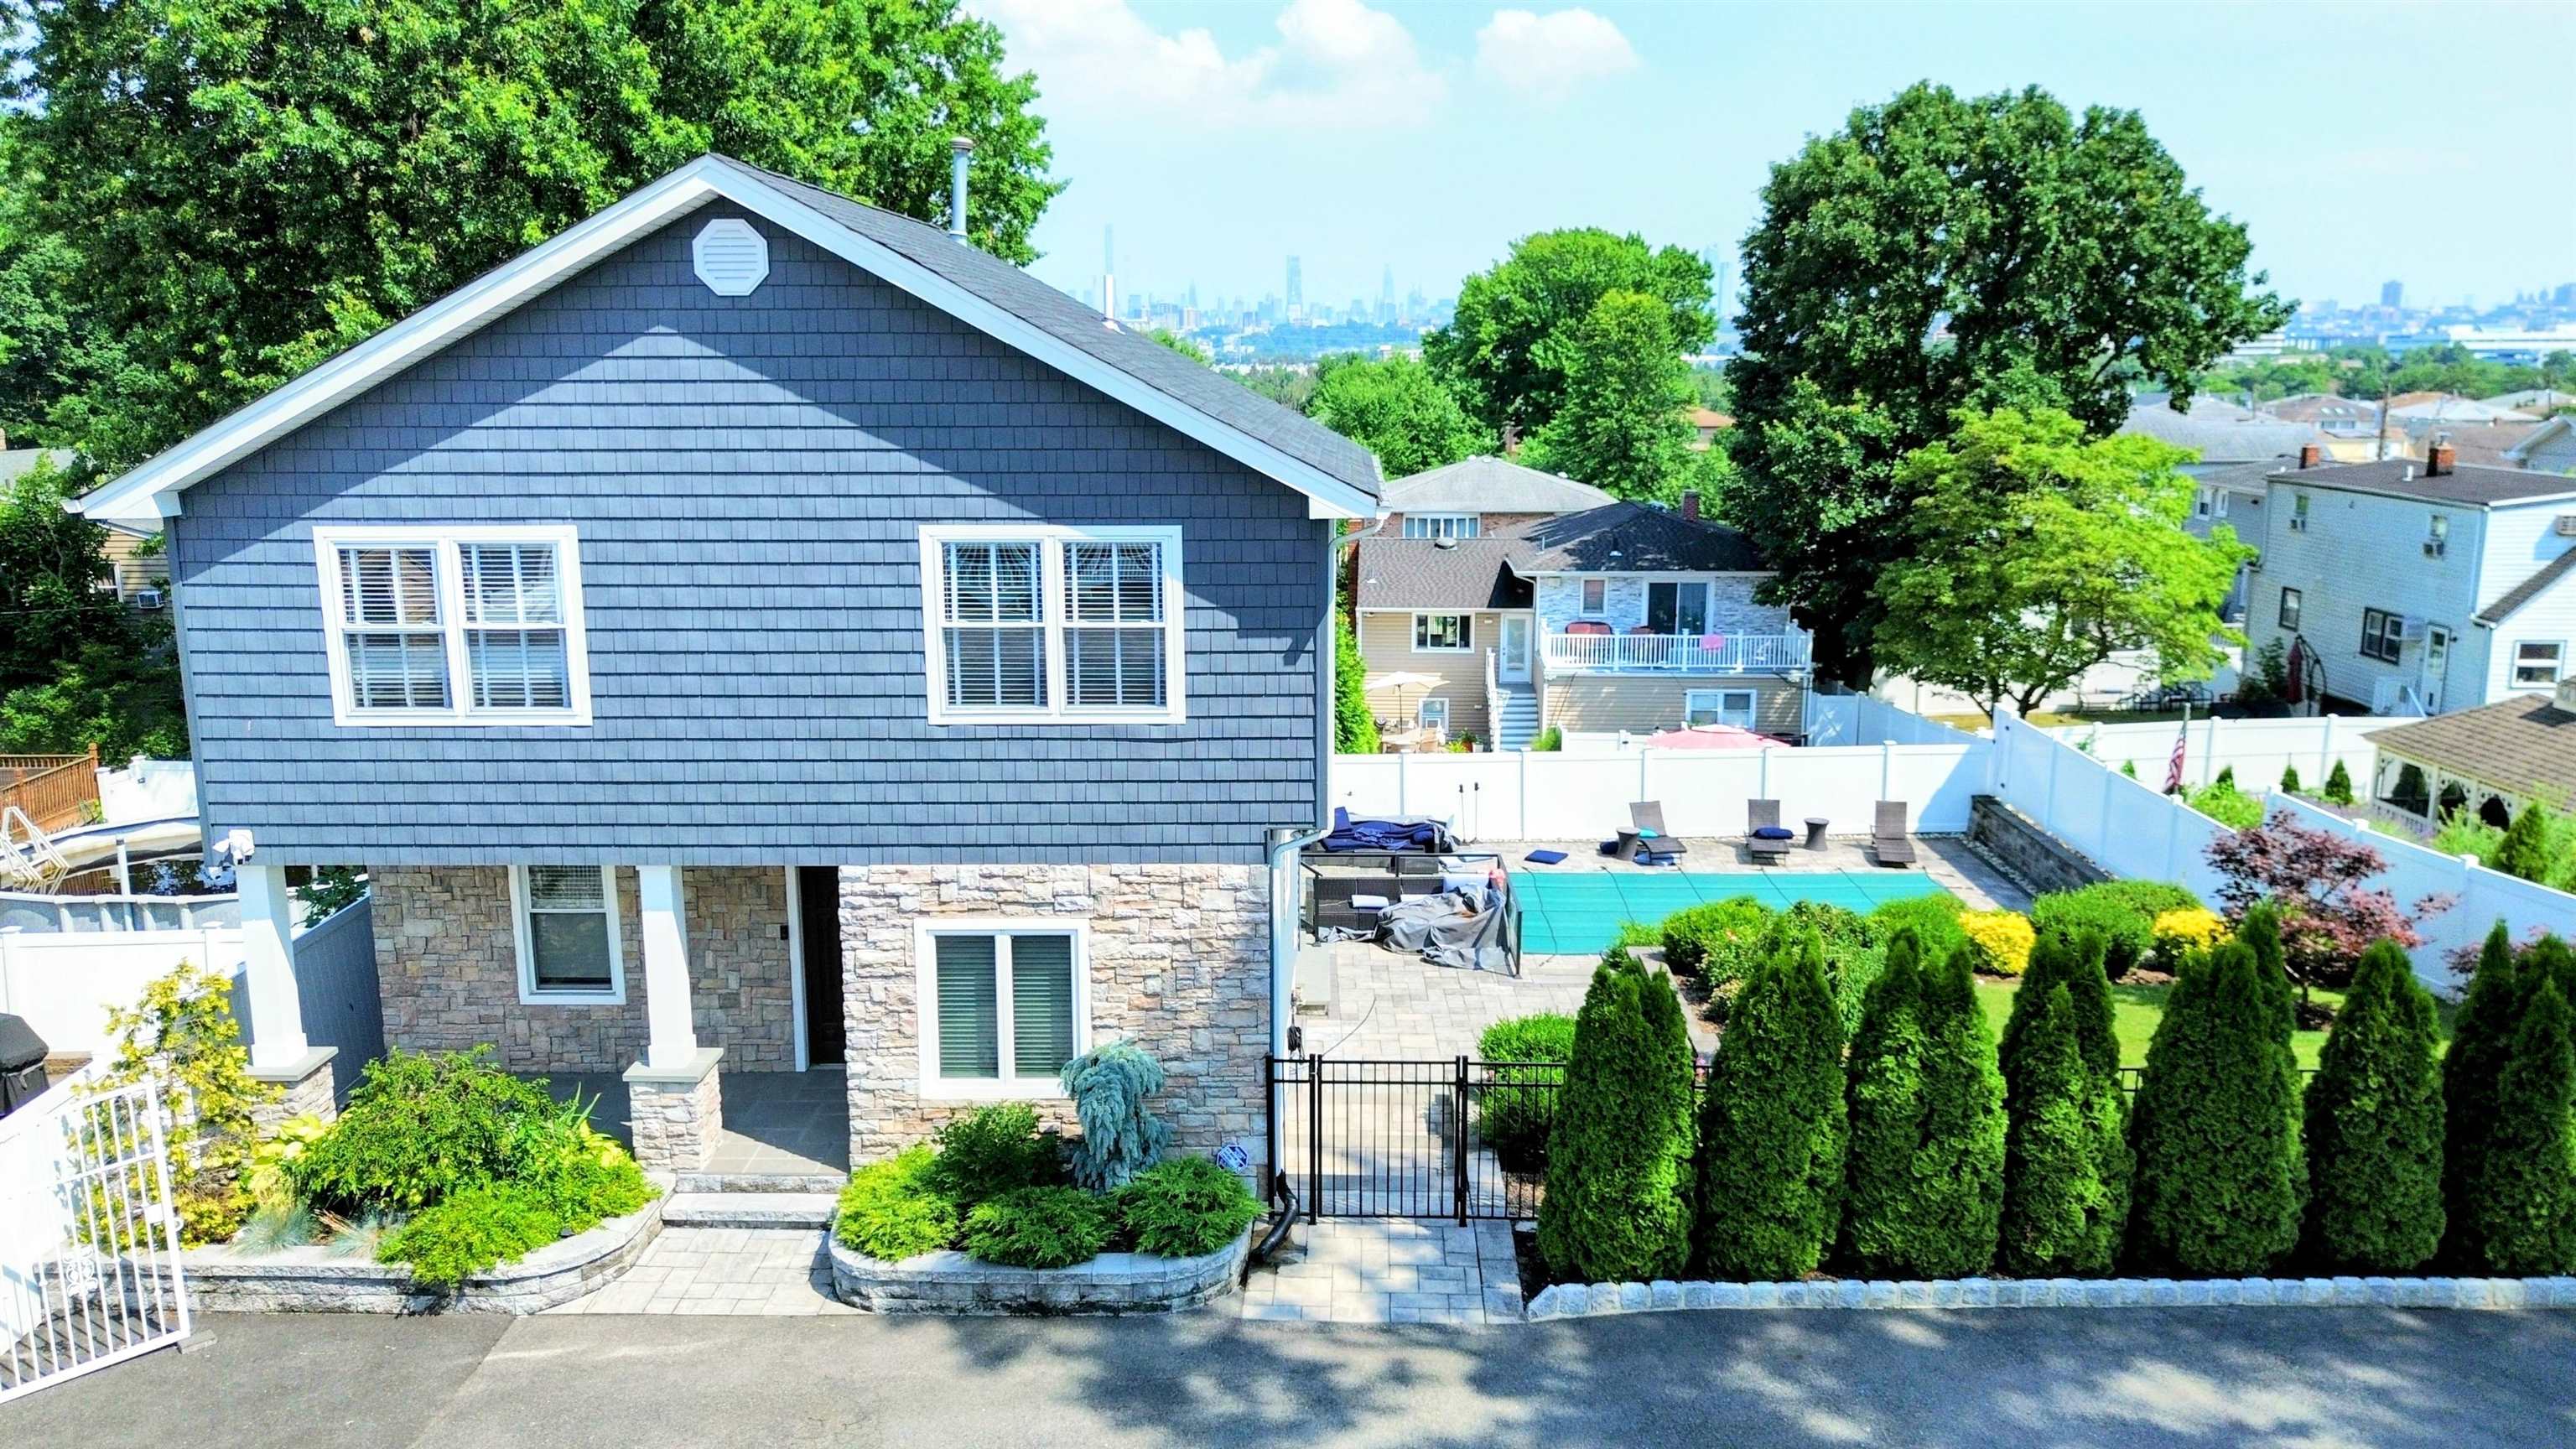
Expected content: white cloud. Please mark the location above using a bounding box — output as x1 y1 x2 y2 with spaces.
970 0 1446 131
1473 8 1639 101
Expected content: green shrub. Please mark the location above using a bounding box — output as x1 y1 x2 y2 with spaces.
1660 896 1773 1004
2279 764 2301 795
1694 928 1847 1281
1531 726 1562 752
1060 1041 1174 1192
1866 894 1967 969
2214 765 2236 789
1838 932 1928 1273
283 1047 565 1214
837 1147 962 1260
2301 940 2444 1273
2491 797 2576 890
1475 1013 1577 1166
1841 936 2004 1277
963 1186 1113 1270
2443 923 2522 1268
924 1104 1062 1212
1998 982 2127 1275
2184 779 2263 829
1612 919 1661 950
92 959 278 1246
2031 881 2199 979
2002 928 2123 1086
2323 761 2355 806
2433 810 2506 865
377 1183 562 1290
1757 901 1883 1036
1536 952 1693 1284
1634 957 1700 1252
1114 1157 1262 1258
2465 977 2576 1274
2125 944 2304 1275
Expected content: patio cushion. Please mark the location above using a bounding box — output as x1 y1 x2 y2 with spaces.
1753 826 1795 841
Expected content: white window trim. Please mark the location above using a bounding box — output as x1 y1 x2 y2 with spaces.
912 917 1092 1101
2511 640 2565 688
1411 612 1473 653
917 524 1185 725
509 865 626 1006
1416 696 1451 733
310 524 593 727
1578 577 1607 615
1685 687 1758 728
2278 587 2303 631
1400 513 1479 540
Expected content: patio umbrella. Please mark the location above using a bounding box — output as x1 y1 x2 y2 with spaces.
1644 724 1774 750
1365 672 1445 730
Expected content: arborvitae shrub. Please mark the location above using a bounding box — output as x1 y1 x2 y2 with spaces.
2126 943 2303 1274
1838 930 1928 1273
2301 940 2445 1272
2279 764 2302 794
1909 943 2007 1275
1998 984 2126 1275
2002 928 2120 1090
2441 922 2521 1267
1536 950 1691 1283
2468 978 2576 1275
2214 765 2236 789
1634 958 1701 1250
2323 761 2355 806
1695 928 1846 1280
2236 902 2298 1048
2494 800 2559 886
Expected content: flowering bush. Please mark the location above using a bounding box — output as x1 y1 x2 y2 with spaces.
2205 811 2452 990
2150 906 2227 963
1958 909 2034 976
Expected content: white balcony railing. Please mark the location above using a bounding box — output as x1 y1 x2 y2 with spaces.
1542 629 1813 676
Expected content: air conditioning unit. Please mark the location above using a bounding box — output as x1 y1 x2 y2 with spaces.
2287 516 2308 532
132 587 166 611
2423 538 2447 558
2555 515 2576 538
2397 615 2428 642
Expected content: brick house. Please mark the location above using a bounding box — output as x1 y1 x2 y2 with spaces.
75 154 1380 1176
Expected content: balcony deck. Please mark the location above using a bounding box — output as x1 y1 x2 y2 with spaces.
1541 630 1811 676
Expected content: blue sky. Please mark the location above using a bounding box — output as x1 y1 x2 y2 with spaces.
969 0 2576 315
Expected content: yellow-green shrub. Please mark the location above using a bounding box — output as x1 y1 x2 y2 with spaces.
2151 906 2226 964
1959 910 2035 977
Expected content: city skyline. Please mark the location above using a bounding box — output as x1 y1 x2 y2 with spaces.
971 0 2576 314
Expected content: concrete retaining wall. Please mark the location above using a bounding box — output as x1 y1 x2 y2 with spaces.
828 1233 1244 1315
1967 794 2111 896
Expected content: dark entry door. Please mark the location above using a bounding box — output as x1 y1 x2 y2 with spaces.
796 867 847 1067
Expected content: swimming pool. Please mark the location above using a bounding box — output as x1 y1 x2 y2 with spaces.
1512 870 1948 956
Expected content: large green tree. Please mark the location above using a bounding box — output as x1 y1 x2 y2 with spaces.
0 0 1059 465
1425 228 1712 442
1872 408 2245 715
1519 291 1701 502
1303 355 1490 480
1724 82 2289 678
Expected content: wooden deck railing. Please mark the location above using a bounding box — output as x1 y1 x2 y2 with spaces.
0 746 101 834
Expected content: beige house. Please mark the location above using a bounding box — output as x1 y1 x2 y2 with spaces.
1353 459 1810 749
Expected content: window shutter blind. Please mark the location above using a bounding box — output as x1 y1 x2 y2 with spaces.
1009 935 1076 1077
1063 542 1165 708
943 543 1045 708
462 544 570 709
524 867 612 990
933 935 1001 1078
338 547 448 709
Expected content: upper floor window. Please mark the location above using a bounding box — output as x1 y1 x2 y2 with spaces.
1579 577 1607 615
2289 493 2312 532
2277 587 2303 631
310 526 591 727
2360 607 2407 664
2513 641 2564 688
918 525 1183 724
1400 514 1479 539
1412 614 1472 652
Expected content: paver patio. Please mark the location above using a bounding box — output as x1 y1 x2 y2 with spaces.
1239 1219 1520 1326
545 1226 854 1317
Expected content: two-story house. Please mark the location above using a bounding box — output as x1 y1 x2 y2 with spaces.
73 154 1381 1180
1353 467 1808 749
2241 444 2576 716
2120 397 2329 621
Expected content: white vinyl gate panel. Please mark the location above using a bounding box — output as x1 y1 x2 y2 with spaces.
0 1079 191 1402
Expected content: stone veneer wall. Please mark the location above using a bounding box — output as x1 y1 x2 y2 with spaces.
372 866 795 1073
839 865 1269 1166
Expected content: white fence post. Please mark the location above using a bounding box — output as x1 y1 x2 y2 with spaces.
1880 743 1894 801
2319 714 2336 783
1517 749 1530 839
1396 754 1410 817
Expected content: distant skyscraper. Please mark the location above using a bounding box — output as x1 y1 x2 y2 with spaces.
2381 279 2404 309
1100 224 1117 319
1285 256 1303 319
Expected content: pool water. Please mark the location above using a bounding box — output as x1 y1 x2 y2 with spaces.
1513 870 1948 956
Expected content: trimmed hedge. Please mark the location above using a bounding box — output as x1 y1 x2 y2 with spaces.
1537 952 1694 1284
837 1146 961 1260
1475 1014 1577 1166
1865 894 1967 969
2301 940 2444 1273
964 1186 1114 1270
1959 909 2034 977
2125 944 2304 1275
2031 881 2200 977
1695 928 1847 1281
1660 896 1774 1000
1113 1158 1260 1259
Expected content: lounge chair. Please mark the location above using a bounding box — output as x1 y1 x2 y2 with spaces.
1620 801 1690 865
1746 799 1794 865
1871 801 1917 866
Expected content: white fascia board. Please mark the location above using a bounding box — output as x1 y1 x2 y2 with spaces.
75 157 1377 527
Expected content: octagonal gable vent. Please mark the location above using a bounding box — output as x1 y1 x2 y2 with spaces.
692 218 770 296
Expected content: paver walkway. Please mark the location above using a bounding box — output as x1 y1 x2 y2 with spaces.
544 1225 854 1316
1240 1219 1521 1326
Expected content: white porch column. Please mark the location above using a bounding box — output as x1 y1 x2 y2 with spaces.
637 865 698 1070
237 862 337 1124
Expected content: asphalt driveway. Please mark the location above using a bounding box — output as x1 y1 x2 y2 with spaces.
5 1308 2571 1448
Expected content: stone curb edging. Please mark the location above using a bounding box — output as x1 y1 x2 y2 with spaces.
143 1189 667 1315
828 1232 1247 1316
1523 1274 2576 1319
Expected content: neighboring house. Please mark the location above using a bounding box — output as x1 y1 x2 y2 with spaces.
2119 395 2329 480
1 444 166 606
1373 454 1613 538
1353 475 1807 749
2262 393 2386 461
72 153 1382 1179
2506 415 2576 475
2482 388 2576 414
1687 408 1733 451
2241 444 2576 718
2363 677 2576 834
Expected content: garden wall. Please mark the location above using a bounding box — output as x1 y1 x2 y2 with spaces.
828 1233 1244 1315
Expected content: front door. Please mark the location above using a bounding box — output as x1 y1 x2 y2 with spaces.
1498 615 1530 683
795 867 846 1067
2422 626 2451 714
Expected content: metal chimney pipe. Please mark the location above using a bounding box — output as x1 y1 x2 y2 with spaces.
947 137 975 241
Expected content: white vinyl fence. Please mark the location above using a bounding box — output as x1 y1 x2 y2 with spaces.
2269 794 2576 984
2048 714 2412 792
0 929 242 1057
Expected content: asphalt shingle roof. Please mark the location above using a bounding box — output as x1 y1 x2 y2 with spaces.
2119 397 2328 464
1353 537 1531 610
1353 501 1768 609
713 157 1381 501
2369 692 2576 804
1379 456 1613 516
2476 548 2576 626
2265 458 2576 508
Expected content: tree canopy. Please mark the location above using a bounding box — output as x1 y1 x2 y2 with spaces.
1519 290 1703 502
1723 82 2290 678
0 0 1060 467
1303 354 1491 480
1424 228 1712 443
1871 408 2245 715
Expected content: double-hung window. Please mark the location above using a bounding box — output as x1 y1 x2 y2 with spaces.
312 526 590 726
2277 588 2303 631
1579 577 1607 615
512 865 624 1005
1685 688 1757 729
916 921 1087 1096
2360 607 2407 664
1400 513 1479 539
2513 641 2565 688
920 526 1182 724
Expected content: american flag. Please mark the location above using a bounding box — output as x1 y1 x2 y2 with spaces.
2163 720 2189 794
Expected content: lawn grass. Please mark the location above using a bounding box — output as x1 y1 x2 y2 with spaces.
1972 978 2454 1072
1929 708 2197 732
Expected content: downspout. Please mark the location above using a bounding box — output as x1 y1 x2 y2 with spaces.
1268 519 1374 1057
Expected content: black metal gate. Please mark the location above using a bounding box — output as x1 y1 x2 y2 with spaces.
1265 1055 1561 1223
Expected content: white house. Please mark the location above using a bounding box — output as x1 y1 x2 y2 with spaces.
2242 444 2576 716
2505 414 2576 475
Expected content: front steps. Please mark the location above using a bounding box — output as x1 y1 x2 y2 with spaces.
1494 688 1540 750
660 1192 839 1230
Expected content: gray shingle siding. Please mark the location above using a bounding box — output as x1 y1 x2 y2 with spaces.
169 206 1329 868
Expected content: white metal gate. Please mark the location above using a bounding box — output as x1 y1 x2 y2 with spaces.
0 1078 192 1403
